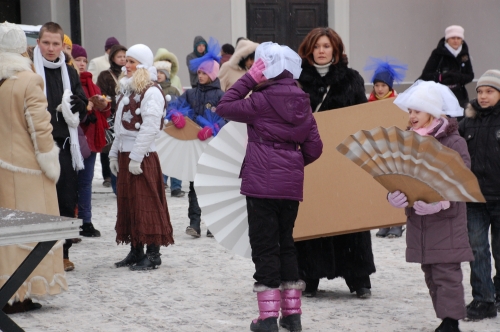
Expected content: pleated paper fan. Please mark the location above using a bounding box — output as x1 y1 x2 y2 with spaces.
336 126 485 207
194 121 251 258
156 129 212 182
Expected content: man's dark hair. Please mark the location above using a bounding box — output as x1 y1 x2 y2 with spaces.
221 43 235 55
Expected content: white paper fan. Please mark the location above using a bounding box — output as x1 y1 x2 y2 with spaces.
336 126 485 206
156 130 212 182
194 121 251 258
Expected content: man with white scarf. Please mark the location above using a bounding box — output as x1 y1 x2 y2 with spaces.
33 22 88 271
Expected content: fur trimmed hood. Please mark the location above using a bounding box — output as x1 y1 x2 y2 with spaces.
154 48 179 77
225 39 259 71
0 52 33 79
465 99 500 119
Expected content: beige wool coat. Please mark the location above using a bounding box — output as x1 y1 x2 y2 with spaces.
0 52 67 304
218 39 259 92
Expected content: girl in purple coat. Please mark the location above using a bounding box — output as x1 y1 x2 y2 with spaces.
389 80 474 332
217 42 323 332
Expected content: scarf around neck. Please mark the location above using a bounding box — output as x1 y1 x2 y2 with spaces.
313 62 332 77
33 46 84 170
445 43 462 57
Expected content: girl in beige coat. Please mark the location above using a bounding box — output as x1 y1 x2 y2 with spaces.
0 22 66 313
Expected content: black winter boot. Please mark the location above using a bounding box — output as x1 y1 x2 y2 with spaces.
130 244 162 270
250 317 279 332
115 244 144 268
435 317 460 332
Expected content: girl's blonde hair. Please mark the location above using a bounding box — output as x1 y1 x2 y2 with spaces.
116 67 152 94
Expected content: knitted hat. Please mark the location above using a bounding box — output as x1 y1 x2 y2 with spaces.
126 44 154 67
476 70 500 92
64 34 73 50
0 22 27 54
445 25 464 40
71 44 87 59
394 80 463 118
105 37 120 51
154 60 172 79
198 60 219 81
365 57 408 89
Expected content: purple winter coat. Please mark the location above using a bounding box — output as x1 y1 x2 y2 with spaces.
405 118 474 264
216 71 323 201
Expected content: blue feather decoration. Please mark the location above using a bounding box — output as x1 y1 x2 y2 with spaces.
195 109 225 136
189 37 222 73
364 57 408 86
166 98 194 121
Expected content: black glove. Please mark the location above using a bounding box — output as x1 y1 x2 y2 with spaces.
70 95 87 114
84 113 97 125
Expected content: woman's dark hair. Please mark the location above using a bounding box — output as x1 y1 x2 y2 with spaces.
109 44 127 65
238 52 255 70
298 27 348 66
221 43 235 55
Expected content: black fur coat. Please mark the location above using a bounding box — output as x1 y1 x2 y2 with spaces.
298 61 367 112
295 61 375 285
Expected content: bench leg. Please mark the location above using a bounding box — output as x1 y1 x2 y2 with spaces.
0 240 57 332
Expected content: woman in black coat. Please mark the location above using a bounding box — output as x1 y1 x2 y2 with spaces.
419 25 474 109
296 27 376 298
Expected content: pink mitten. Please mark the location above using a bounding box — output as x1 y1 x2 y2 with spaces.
171 111 186 129
248 58 266 84
387 190 409 208
413 201 450 216
197 126 213 141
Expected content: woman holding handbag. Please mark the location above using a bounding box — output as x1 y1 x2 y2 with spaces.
419 25 474 110
97 44 127 191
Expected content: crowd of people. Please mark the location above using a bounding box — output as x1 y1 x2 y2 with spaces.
0 20 499 332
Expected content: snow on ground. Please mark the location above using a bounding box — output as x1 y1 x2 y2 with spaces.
8 158 500 332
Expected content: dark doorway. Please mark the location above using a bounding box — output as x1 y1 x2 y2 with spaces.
0 0 21 23
69 0 81 45
246 0 328 51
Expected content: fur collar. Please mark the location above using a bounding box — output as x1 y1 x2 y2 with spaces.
299 61 349 87
0 52 33 79
465 99 500 119
435 37 470 58
226 39 259 71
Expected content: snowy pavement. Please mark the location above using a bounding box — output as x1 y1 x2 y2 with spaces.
6 161 500 332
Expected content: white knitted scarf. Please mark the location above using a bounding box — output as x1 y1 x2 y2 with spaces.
33 46 84 170
445 43 462 57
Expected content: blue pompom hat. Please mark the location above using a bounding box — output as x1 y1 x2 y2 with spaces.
364 57 408 89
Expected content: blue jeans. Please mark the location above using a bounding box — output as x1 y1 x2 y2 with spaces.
163 174 182 191
467 202 500 302
78 152 97 224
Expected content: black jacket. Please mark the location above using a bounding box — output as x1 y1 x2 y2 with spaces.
44 64 88 140
181 78 224 117
419 38 474 108
295 61 375 283
459 100 500 201
298 61 367 112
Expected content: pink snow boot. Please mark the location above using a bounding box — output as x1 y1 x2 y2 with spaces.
250 285 280 332
279 280 305 332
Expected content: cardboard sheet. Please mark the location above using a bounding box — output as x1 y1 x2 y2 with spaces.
293 98 408 241
163 117 201 140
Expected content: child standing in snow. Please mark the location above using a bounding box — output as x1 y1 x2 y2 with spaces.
217 42 323 332
169 38 225 238
364 57 408 238
389 80 473 332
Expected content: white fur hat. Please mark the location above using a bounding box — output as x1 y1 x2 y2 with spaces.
0 22 27 54
154 60 172 73
126 44 154 67
394 80 463 118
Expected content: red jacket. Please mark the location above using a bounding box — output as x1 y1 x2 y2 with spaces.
368 89 396 102
79 71 111 152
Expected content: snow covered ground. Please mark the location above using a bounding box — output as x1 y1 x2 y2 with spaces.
7 159 500 332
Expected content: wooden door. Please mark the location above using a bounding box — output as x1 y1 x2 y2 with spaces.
247 0 327 51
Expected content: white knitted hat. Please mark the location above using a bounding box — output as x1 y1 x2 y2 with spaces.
0 22 27 54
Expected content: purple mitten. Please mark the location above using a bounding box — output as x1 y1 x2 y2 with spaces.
171 111 186 129
413 201 450 216
387 190 408 208
248 58 266 84
197 126 213 141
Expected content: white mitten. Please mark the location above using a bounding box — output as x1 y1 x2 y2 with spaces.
57 89 80 128
129 160 143 175
110 157 119 176
36 145 61 182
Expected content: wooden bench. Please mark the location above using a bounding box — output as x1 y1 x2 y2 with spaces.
0 207 80 332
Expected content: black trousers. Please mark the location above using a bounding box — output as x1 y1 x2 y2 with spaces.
247 196 300 288
302 275 371 293
100 151 111 179
188 182 201 232
55 139 79 258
